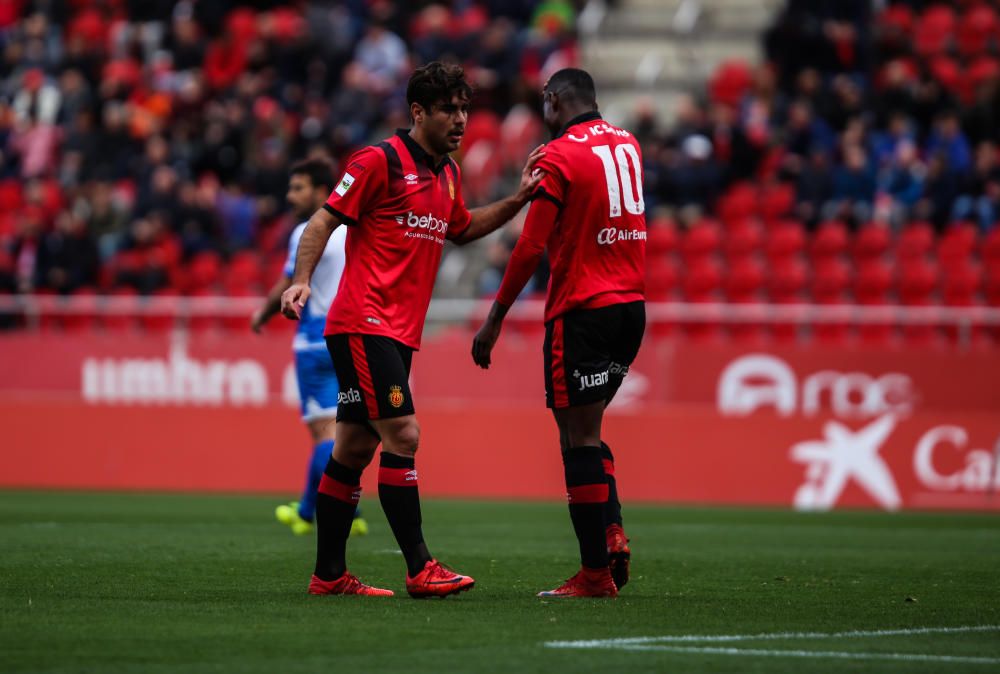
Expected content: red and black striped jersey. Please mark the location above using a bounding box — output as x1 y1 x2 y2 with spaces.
323 130 472 349
498 112 646 322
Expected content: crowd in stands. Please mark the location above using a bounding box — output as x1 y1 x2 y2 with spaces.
0 0 578 298
1 0 999 342
643 0 1000 233
628 0 1000 338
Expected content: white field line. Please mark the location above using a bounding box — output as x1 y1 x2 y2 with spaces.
545 624 1000 648
611 645 1000 665
544 625 1000 665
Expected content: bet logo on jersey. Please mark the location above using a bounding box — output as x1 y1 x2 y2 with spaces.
388 385 405 408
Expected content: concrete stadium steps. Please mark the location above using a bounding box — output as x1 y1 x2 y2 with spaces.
600 0 779 37
581 0 783 125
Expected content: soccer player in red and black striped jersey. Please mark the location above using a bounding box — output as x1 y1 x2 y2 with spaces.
472 68 645 598
281 62 544 598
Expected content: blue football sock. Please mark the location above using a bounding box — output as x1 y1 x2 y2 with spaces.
298 439 334 522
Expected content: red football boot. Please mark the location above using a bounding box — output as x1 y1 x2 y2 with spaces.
606 523 631 589
308 572 394 597
537 567 618 598
405 559 475 598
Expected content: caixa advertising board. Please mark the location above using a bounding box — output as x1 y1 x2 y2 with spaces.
0 330 997 510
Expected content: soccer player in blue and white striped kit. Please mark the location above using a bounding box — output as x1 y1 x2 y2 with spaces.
252 158 367 537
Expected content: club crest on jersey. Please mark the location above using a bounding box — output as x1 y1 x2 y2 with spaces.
388 385 405 408
447 174 455 200
334 172 355 196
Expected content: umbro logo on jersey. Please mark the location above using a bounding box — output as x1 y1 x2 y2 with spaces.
404 173 419 184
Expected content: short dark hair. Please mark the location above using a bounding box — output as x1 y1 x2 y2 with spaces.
406 61 473 112
546 68 597 107
289 158 335 191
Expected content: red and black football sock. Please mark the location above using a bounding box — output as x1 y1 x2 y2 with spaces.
378 452 432 577
313 457 362 581
563 445 610 569
601 441 623 528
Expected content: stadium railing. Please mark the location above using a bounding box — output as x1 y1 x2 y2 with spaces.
1 294 999 348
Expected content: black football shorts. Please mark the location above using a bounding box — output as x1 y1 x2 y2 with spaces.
543 301 645 409
326 333 415 423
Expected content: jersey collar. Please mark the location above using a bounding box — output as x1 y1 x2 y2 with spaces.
555 111 603 139
396 129 449 174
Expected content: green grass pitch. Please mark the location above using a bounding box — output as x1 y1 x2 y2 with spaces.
2 491 999 673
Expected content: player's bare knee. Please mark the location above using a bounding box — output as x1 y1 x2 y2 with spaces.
384 419 420 457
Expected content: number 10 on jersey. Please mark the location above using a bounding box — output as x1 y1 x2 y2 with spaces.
592 144 645 217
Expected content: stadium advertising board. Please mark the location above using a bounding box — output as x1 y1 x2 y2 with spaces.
0 330 997 511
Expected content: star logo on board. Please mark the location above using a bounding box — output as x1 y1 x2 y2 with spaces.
790 414 901 511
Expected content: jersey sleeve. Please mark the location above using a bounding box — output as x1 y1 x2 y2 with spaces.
444 161 472 241
282 224 305 279
323 146 387 225
530 144 570 208
495 196 559 306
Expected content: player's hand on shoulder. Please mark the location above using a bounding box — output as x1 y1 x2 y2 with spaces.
516 144 546 199
280 283 310 320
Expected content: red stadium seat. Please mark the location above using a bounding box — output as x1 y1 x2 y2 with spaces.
929 56 961 96
722 218 762 262
646 218 678 258
942 261 984 343
679 220 722 263
897 258 942 346
879 4 914 34
680 257 723 342
853 259 894 345
462 110 502 153
725 257 766 342
942 260 982 307
853 223 892 262
758 182 795 223
937 223 978 271
765 221 806 263
959 57 1000 103
956 4 997 58
810 258 852 344
185 250 223 292
725 256 765 303
809 220 849 262
914 5 956 58
645 256 678 300
716 183 757 224
766 257 807 343
982 227 1000 266
896 221 935 261
708 59 752 107
223 250 262 293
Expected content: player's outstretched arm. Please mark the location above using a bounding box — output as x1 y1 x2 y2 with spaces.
281 208 339 319
450 145 545 246
470 196 558 369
